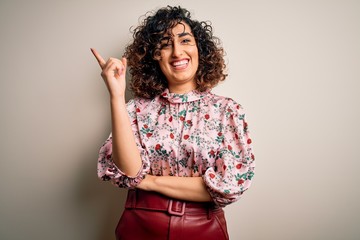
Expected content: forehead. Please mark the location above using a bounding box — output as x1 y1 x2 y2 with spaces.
165 22 193 36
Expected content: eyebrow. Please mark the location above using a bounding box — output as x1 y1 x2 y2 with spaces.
161 32 193 41
178 32 193 37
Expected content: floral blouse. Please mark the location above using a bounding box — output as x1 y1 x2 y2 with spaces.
97 89 255 207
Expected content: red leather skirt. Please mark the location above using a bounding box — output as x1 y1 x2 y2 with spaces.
115 189 229 240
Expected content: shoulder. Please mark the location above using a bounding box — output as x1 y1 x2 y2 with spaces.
126 96 162 114
207 92 245 113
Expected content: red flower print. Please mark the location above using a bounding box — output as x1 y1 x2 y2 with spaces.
218 132 222 136
209 173 216 179
133 119 137 124
236 104 240 110
162 92 167 97
238 179 245 185
169 116 173 122
155 144 161 151
170 133 174 139
223 165 227 170
227 108 233 112
251 153 255 160
136 108 140 113
205 114 210 120
247 138 252 144
144 124 148 129
146 133 152 138
244 122 248 128
236 163 242 169
235 133 239 139
209 150 215 155
228 145 232 151
186 120 192 125
180 116 185 121
184 135 189 140
106 154 111 159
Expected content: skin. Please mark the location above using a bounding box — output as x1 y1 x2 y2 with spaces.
157 22 199 93
91 22 211 202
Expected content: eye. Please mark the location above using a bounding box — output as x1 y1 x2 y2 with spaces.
181 38 192 44
160 39 173 49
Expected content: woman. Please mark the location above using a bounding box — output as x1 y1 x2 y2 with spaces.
92 6 255 240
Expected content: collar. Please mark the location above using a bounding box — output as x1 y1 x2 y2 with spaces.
160 88 210 103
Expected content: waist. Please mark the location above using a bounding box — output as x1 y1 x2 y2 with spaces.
125 189 220 216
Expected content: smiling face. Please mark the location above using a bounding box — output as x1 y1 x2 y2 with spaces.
157 22 199 93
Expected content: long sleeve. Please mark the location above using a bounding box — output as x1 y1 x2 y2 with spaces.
97 99 150 188
202 101 255 207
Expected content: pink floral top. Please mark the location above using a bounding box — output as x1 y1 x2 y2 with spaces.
97 89 255 207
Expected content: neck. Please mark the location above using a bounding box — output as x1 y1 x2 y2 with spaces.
168 82 197 94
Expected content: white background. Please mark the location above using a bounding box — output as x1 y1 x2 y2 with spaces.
1 0 359 239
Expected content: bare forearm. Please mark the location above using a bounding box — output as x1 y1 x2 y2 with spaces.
110 97 142 176
138 175 212 202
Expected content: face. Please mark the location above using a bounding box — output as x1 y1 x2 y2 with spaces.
157 22 199 93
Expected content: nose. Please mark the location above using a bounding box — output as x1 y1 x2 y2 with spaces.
171 42 183 58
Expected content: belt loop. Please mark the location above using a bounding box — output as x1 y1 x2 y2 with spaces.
132 189 137 208
207 204 213 220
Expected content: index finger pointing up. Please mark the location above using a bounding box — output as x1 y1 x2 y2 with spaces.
90 48 106 69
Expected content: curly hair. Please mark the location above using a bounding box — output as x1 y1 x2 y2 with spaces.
124 6 227 99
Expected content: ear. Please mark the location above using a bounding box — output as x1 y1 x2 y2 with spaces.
153 52 162 61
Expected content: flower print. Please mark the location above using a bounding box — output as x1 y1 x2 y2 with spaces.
216 132 224 143
178 110 186 121
234 133 239 139
98 89 255 207
251 153 255 160
238 179 245 185
140 124 153 138
247 138 252 144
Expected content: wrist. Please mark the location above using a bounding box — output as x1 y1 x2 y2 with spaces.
110 96 126 105
137 175 157 191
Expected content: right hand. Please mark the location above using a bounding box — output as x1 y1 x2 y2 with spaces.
91 48 127 98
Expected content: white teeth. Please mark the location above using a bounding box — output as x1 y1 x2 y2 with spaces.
172 60 188 66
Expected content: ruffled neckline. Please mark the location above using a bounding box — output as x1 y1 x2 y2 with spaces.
160 88 210 103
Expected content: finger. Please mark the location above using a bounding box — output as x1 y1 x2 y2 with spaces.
90 48 106 69
103 61 124 78
121 57 127 71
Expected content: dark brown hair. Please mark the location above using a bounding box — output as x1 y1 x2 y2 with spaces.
124 6 227 99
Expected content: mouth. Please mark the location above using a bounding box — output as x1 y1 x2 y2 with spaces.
171 59 189 70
